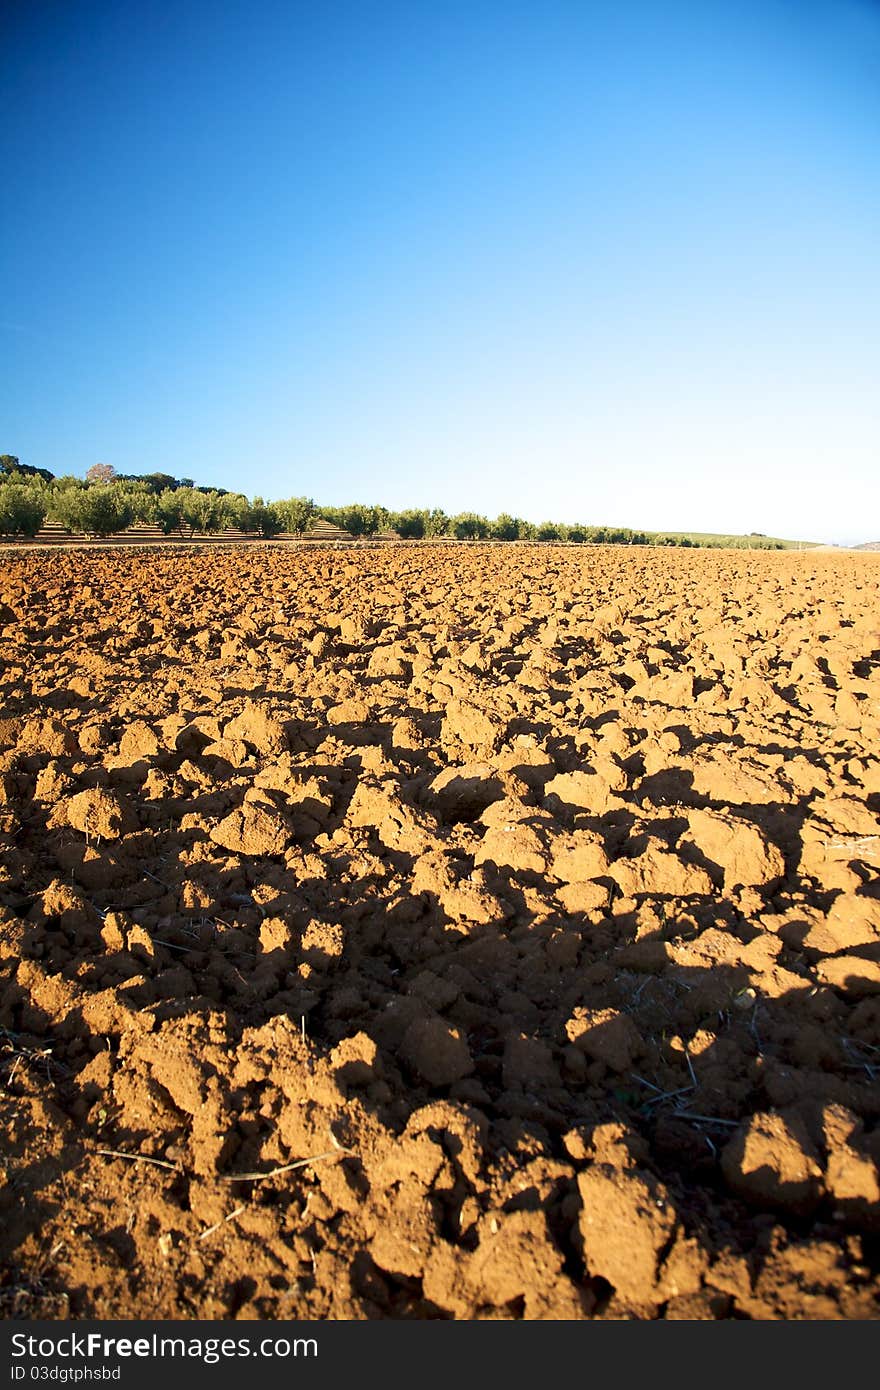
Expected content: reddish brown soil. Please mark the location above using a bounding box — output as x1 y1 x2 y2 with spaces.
1 543 879 1321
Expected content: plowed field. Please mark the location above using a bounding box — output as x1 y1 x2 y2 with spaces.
1 543 879 1319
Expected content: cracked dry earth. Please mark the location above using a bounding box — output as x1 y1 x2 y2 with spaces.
1 542 880 1321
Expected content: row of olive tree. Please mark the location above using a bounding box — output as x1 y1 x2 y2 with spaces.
0 479 294 540
0 457 787 547
0 477 643 543
1 477 775 546
0 478 226 538
312 503 652 545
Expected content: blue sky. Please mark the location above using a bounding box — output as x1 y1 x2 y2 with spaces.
2 0 878 541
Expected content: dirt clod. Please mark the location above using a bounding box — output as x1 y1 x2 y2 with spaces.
1 542 879 1321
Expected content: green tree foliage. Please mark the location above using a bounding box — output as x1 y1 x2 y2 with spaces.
156 487 240 538
238 497 283 538
121 482 157 522
317 504 350 533
317 505 344 531
3 458 801 550
316 503 389 536
0 482 48 537
155 488 187 536
52 483 136 536
348 504 388 536
137 472 181 493
1 454 54 483
365 504 391 534
450 512 489 540
127 474 218 495
491 513 519 540
423 508 450 538
275 496 315 535
50 487 84 532
342 504 370 536
389 509 426 539
185 488 236 535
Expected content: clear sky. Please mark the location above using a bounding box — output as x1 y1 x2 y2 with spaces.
2 0 878 542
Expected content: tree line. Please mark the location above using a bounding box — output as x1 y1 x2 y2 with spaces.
0 456 786 547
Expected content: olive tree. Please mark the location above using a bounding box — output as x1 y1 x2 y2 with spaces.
275 496 315 534
0 483 48 537
52 483 135 536
389 509 426 539
238 497 284 538
490 513 519 540
450 512 489 540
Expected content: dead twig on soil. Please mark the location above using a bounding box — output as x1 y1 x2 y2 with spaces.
197 1205 246 1241
631 1074 693 1108
1 1030 65 1089
218 1149 352 1183
675 1113 739 1128
141 869 171 889
841 1038 878 1081
95 1148 181 1172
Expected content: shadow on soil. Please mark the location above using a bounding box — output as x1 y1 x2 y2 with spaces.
2 831 879 1316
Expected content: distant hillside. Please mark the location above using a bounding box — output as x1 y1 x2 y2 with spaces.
855 541 880 551
643 530 819 550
